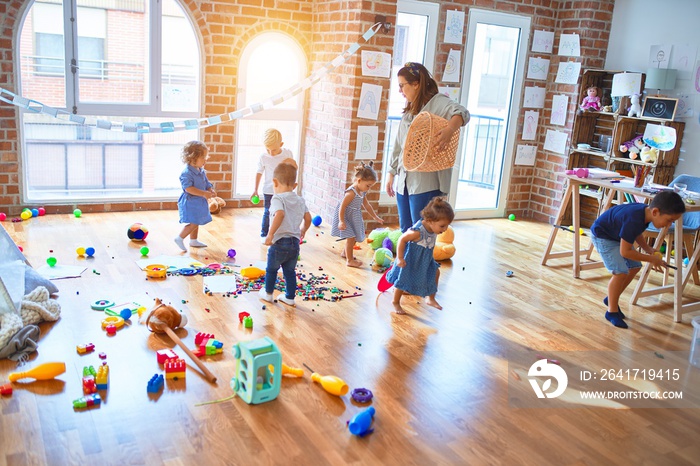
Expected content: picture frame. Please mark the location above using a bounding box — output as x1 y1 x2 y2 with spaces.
641 96 678 121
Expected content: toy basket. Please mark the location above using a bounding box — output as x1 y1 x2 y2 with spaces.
403 111 460 172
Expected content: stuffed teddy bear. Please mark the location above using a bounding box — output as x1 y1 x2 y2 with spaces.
640 145 658 164
619 135 644 159
628 93 642 118
433 226 456 261
208 196 226 214
144 298 188 332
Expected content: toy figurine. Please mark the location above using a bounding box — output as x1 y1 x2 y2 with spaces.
579 86 601 112
628 93 642 118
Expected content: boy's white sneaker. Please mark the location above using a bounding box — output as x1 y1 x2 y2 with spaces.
258 289 273 302
277 296 296 307
174 237 187 252
190 239 207 248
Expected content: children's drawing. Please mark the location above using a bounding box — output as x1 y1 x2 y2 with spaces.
356 126 379 160
643 124 677 151
443 50 461 83
361 51 391 78
550 95 569 126
557 33 580 57
695 60 700 93
670 45 697 79
515 145 537 166
522 111 539 140
532 30 554 54
357 83 382 120
523 87 546 109
611 73 643 97
393 26 408 67
554 61 581 85
649 45 672 69
674 93 694 118
438 87 460 102
543 129 568 155
444 10 465 45
527 57 550 80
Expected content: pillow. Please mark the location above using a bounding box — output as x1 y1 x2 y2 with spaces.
25 265 58 295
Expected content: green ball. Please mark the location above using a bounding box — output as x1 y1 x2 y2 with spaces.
73 209 82 218
374 247 394 267
46 257 57 267
508 214 516 221
140 246 149 256
251 195 260 205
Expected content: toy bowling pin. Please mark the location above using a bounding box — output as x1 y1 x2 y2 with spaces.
9 362 66 382
348 406 376 436
303 363 349 396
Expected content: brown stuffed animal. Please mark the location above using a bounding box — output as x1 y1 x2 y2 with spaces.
145 298 188 333
208 196 226 214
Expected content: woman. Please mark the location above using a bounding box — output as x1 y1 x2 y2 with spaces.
386 62 469 232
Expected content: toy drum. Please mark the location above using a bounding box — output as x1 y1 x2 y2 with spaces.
145 264 167 278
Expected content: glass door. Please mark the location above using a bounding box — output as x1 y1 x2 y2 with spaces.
449 10 530 218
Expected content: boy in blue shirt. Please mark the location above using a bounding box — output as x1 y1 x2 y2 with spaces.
590 191 685 328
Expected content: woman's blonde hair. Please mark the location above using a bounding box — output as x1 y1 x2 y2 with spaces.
421 197 455 223
264 128 282 148
354 161 378 182
181 141 208 165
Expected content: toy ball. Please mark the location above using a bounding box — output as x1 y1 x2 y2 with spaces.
73 209 82 218
76 247 86 256
20 211 32 220
46 257 57 267
31 208 39 217
508 214 516 221
381 237 393 252
85 247 95 257
127 223 149 241
312 215 322 227
38 207 46 216
140 246 149 256
373 247 394 267
227 248 236 258
22 208 30 213
0 213 6 221
120 309 133 320
251 195 260 205
683 257 690 266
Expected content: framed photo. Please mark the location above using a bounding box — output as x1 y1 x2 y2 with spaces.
641 96 678 121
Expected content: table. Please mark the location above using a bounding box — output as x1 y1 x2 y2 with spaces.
542 174 700 322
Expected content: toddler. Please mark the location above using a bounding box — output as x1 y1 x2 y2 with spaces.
386 197 454 314
331 161 383 267
175 141 215 252
253 129 294 243
258 161 311 307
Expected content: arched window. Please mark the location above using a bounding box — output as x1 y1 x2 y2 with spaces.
234 33 306 197
18 0 201 202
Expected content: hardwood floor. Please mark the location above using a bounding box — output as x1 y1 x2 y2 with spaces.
1 208 699 465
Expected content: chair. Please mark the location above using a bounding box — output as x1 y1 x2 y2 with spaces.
646 174 700 284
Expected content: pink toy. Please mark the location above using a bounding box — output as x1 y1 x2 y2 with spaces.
566 168 590 178
156 348 179 364
579 86 601 112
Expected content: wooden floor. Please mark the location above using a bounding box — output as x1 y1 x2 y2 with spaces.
1 207 699 466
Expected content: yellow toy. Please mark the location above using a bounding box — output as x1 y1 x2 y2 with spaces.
303 363 348 396
240 266 265 280
433 226 456 261
9 362 66 382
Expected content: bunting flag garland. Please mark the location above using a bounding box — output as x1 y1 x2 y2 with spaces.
0 23 382 133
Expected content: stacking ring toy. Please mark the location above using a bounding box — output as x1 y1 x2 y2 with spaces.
101 315 125 330
178 267 198 276
206 263 222 270
145 264 167 278
91 299 115 311
350 388 373 403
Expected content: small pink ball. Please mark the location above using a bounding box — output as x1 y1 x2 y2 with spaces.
0 212 6 221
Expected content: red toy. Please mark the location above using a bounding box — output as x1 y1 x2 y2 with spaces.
76 343 95 354
0 384 12 396
238 312 250 323
156 349 179 364
164 358 186 380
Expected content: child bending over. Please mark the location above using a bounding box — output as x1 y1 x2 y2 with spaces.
330 161 383 267
386 197 454 314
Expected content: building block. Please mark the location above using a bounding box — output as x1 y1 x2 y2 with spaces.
230 336 281 405
73 393 101 409
147 374 164 393
96 364 109 390
164 358 186 380
0 384 12 396
82 365 97 394
194 332 214 346
156 349 179 364
238 311 250 323
76 343 95 354
243 316 253 328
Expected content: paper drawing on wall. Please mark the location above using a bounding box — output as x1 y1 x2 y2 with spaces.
527 57 550 80
643 124 677 151
357 83 382 120
444 10 465 44
649 45 672 69
695 60 700 93
555 61 581 85
550 95 569 126
611 73 643 97
522 111 539 140
515 144 537 166
443 50 461 83
523 87 546 109
356 126 379 160
543 129 568 155
557 33 580 57
670 44 697 79
532 30 554 53
674 93 694 118
361 51 391 78
393 26 408 67
438 87 460 102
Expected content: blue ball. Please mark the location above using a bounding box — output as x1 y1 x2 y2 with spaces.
312 215 322 227
85 247 95 257
31 208 39 217
120 309 132 320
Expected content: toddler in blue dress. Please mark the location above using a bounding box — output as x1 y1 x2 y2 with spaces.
386 197 454 314
331 161 383 267
174 141 216 252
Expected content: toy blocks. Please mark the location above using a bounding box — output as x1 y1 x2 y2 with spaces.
192 332 224 357
243 316 253 329
96 364 109 390
82 366 97 394
164 358 186 380
73 393 101 409
0 384 12 396
194 332 214 346
230 336 282 405
76 343 95 354
156 349 179 364
147 374 164 393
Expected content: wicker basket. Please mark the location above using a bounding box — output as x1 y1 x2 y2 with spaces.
403 111 460 172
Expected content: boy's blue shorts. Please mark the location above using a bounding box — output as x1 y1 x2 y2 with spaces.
591 235 642 274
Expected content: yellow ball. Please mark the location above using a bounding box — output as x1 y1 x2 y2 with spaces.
76 247 86 256
20 210 32 220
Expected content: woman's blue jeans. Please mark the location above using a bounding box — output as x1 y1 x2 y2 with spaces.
396 187 443 232
264 237 299 299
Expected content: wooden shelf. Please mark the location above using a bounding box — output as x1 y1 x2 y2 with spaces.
608 157 656 167
570 148 610 158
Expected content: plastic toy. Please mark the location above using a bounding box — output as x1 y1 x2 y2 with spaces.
156 348 179 364
21 210 32 220
91 299 115 310
38 207 46 216
9 362 66 382
96 364 109 390
76 343 95 354
146 298 216 383
147 374 164 393
101 315 125 330
208 196 227 214
164 358 186 380
251 195 260 205
227 249 236 258
303 363 349 396
238 311 250 323
433 226 456 261
351 387 373 403
46 257 57 267
145 264 167 279
243 316 253 328
76 247 86 256
0 213 5 221
240 266 265 279
231 337 282 404
105 324 117 335
0 384 12 396
127 222 149 241
348 407 376 436
508 214 516 221
83 366 97 394
269 363 304 377
192 332 224 357
73 393 101 409
140 246 149 256
312 215 322 226
579 86 601 112
73 209 82 218
85 247 95 257
378 266 393 292
31 208 39 217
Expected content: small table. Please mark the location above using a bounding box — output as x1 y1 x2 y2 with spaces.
542 174 700 322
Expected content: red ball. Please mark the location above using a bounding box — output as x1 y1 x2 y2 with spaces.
0 213 6 221
38 207 46 216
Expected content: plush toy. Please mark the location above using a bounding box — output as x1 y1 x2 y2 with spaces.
602 105 613 113
433 226 456 261
579 86 601 112
619 135 644 159
628 93 642 118
366 228 390 249
144 298 188 332
208 196 226 214
640 145 658 164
